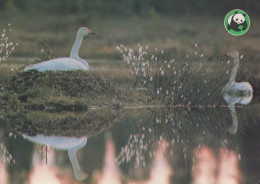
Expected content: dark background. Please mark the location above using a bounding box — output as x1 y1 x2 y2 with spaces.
1 0 260 17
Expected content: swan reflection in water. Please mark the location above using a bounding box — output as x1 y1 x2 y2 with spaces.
23 134 88 181
222 51 253 134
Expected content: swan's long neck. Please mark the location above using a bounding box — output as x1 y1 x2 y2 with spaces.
70 33 83 60
70 33 89 68
229 57 239 83
67 139 88 181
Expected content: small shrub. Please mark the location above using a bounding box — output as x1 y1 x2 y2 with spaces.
0 142 15 165
0 24 18 66
35 42 54 63
3 70 139 109
117 44 230 106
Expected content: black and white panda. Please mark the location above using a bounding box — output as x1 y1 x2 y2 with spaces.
227 11 247 32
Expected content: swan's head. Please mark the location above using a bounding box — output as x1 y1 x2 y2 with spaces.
78 27 96 37
227 51 239 61
75 172 89 181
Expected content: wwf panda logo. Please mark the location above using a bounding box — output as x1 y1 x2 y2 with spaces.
227 11 247 31
224 9 250 36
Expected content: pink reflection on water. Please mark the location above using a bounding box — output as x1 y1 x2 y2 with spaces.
28 164 61 184
192 146 241 184
0 163 8 184
27 149 61 184
192 146 217 184
217 148 241 184
131 141 173 184
93 139 121 184
94 140 173 184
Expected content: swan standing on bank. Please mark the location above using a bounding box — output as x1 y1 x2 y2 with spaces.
222 50 253 134
24 27 96 72
23 134 88 181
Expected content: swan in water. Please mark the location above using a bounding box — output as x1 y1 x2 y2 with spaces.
222 51 253 134
23 134 88 181
222 50 253 105
24 27 96 72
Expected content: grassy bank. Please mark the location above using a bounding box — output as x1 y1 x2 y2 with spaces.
0 70 146 109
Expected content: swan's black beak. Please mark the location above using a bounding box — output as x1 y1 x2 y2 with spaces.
86 28 96 35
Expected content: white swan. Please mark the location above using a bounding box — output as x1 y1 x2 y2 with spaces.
222 51 253 105
23 134 88 181
24 27 96 72
222 51 253 134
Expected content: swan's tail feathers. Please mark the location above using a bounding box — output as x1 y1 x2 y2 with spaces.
24 65 35 72
24 66 30 71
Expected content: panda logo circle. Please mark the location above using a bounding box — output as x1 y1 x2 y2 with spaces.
224 9 250 36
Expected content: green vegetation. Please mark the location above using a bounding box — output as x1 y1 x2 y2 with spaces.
4 108 135 137
0 24 17 66
118 44 233 106
34 42 54 64
1 70 146 109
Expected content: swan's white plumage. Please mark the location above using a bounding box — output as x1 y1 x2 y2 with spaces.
222 51 253 105
24 57 89 72
24 27 95 72
223 82 253 105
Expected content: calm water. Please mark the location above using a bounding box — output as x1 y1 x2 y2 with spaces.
0 105 259 184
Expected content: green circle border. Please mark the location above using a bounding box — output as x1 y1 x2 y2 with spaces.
224 9 250 36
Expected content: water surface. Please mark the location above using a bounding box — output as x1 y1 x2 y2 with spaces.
0 105 259 184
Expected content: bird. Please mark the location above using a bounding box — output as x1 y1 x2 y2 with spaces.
23 134 88 181
222 50 253 105
24 27 96 72
222 50 253 134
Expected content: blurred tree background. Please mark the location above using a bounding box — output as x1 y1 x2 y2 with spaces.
0 0 260 17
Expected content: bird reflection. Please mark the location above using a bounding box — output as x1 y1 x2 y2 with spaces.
227 105 238 134
23 134 88 181
222 51 253 134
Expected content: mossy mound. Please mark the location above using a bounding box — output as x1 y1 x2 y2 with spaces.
5 109 130 137
9 70 117 99
1 70 143 109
